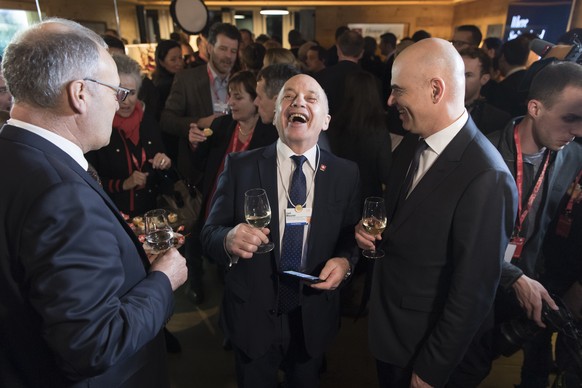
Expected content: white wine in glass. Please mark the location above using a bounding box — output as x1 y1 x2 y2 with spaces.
244 188 275 253
144 209 174 252
361 197 387 259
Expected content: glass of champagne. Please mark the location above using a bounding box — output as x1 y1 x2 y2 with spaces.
144 209 174 253
361 197 387 259
244 188 275 253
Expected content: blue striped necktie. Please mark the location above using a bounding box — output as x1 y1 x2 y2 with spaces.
278 155 307 313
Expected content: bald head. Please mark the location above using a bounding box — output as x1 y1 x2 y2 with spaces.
397 38 465 105
389 38 466 137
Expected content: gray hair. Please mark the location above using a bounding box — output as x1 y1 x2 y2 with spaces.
2 18 106 108
112 54 142 92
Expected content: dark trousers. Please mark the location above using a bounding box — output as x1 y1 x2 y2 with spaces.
233 309 323 388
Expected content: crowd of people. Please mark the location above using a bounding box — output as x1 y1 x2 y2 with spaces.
1 15 582 388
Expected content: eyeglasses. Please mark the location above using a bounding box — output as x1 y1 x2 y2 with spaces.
83 78 131 102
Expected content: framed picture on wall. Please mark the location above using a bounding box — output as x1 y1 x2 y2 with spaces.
486 24 504 38
348 23 409 43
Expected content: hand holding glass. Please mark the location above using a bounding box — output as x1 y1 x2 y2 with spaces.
244 188 275 253
144 209 174 252
361 197 387 259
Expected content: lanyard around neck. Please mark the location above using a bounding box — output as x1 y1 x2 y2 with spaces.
513 124 551 235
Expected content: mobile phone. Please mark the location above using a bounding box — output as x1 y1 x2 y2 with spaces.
283 270 323 283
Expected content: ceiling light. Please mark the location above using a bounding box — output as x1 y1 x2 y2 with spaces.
234 14 245 19
260 8 289 15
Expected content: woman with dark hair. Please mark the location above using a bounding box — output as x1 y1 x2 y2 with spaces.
185 71 279 304
153 39 185 104
139 39 184 162
194 70 279 217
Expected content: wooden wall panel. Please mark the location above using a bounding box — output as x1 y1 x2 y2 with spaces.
452 0 510 39
315 4 454 48
2 0 581 46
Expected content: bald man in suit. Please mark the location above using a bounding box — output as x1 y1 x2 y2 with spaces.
356 38 518 387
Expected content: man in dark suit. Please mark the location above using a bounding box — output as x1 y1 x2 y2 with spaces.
315 30 367 115
201 74 360 387
0 19 187 387
161 22 241 179
161 22 241 304
460 47 511 135
355 38 518 388
490 37 529 117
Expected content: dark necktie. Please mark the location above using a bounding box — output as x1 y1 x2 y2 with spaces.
87 163 102 187
399 139 427 204
278 155 307 314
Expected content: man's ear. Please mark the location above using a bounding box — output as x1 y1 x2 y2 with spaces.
479 72 491 86
322 114 331 131
67 80 88 114
430 78 445 104
528 99 542 119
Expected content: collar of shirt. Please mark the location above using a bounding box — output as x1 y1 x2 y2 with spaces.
207 63 228 86
423 109 468 156
7 118 88 170
410 109 468 191
276 138 318 173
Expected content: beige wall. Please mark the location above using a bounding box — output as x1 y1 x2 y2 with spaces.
2 0 582 46
452 0 510 39
315 5 454 48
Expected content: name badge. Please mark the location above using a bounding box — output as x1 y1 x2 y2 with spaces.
504 236 526 262
504 243 516 263
285 207 312 225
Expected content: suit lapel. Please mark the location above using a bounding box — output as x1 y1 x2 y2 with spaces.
2 125 151 268
258 144 281 265
306 149 330 268
391 120 477 229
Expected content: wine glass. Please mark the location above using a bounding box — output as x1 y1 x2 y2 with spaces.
144 209 174 253
244 188 275 253
361 197 387 259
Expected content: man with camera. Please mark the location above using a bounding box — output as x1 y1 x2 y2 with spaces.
453 61 582 388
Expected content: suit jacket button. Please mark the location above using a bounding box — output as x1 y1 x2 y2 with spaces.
269 309 276 315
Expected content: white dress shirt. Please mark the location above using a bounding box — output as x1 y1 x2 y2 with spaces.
410 109 468 192
276 139 318 270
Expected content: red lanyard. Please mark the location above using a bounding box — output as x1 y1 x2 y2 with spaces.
226 123 253 153
513 124 551 235
119 132 146 172
565 169 582 214
118 131 146 213
207 65 227 104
